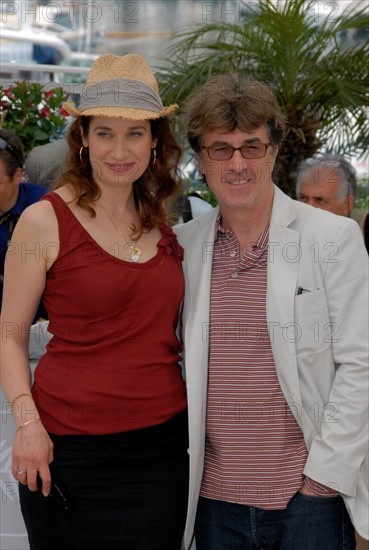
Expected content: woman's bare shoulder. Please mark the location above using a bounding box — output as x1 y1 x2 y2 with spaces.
21 185 75 223
53 184 76 203
13 196 58 243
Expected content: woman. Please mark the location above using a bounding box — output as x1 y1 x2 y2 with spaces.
1 54 188 550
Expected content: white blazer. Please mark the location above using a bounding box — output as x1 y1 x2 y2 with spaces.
175 186 369 549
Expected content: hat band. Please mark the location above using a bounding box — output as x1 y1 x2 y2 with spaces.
78 79 164 113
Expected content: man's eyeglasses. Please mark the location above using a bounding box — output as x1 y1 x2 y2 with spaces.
0 137 22 167
202 142 271 161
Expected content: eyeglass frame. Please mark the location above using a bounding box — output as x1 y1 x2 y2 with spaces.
0 137 23 167
201 142 272 161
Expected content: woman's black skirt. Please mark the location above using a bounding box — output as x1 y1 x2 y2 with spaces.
19 409 189 550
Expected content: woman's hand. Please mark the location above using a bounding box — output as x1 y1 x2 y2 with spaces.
12 420 54 496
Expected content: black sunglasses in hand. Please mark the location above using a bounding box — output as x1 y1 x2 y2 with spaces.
37 474 71 510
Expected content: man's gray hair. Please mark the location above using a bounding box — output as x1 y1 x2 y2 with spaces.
296 154 358 202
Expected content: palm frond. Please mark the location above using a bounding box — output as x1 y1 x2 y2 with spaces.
157 0 369 196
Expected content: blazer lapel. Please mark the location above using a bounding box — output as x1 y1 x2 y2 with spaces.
182 210 218 442
267 188 304 425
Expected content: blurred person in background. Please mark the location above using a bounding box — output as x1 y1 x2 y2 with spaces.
173 191 213 224
0 128 47 321
25 138 70 189
296 154 369 252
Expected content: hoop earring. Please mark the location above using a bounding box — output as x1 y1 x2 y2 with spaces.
79 146 86 164
152 148 157 165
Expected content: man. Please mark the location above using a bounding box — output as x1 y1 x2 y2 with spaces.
24 137 70 188
296 154 369 252
175 75 368 549
0 128 47 319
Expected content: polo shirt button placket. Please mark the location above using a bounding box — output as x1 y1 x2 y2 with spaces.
231 270 238 278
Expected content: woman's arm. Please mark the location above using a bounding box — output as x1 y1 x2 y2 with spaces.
1 200 59 495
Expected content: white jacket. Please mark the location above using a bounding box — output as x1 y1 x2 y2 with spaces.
175 186 369 548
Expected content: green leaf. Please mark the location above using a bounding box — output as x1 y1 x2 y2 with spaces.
157 0 369 197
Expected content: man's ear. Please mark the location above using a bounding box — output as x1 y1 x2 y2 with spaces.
13 167 23 186
347 194 355 214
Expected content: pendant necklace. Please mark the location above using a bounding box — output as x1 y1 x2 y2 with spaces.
99 204 142 262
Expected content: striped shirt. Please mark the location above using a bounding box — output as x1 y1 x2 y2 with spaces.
200 216 308 509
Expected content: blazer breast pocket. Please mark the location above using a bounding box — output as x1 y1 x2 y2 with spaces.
294 288 334 357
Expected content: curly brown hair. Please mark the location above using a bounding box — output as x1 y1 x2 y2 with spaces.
185 74 286 152
56 117 182 235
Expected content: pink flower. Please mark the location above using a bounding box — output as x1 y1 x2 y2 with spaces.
58 108 69 117
40 107 50 118
3 87 14 99
43 90 54 100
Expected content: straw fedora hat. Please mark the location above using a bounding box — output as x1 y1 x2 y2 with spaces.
63 53 177 120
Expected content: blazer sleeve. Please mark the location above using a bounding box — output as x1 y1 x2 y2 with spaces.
303 220 369 497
